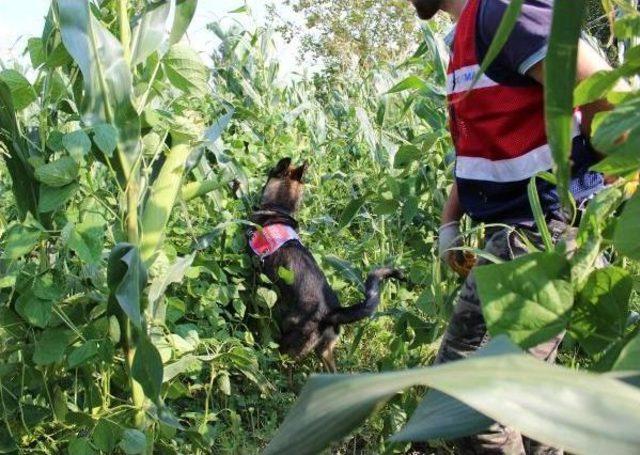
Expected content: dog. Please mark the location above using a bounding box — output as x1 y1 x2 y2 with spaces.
248 157 403 372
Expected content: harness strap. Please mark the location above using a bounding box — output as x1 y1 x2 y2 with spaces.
249 224 300 260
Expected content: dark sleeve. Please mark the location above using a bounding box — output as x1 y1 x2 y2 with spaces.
478 0 553 75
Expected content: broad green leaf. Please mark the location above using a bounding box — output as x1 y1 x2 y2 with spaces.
164 44 209 97
67 340 100 369
169 0 198 46
38 182 78 213
148 253 195 321
613 194 640 260
68 437 97 455
570 267 633 356
163 354 202 382
576 186 622 246
256 287 278 309
140 140 191 265
591 99 640 176
394 145 421 168
2 222 42 259
148 254 194 305
92 123 118 157
476 252 573 349
613 334 640 371
33 328 69 365
63 130 92 161
34 157 79 187
57 0 141 182
92 419 122 453
278 266 295 285
130 0 171 66
338 197 367 230
0 427 17 453
118 429 147 455
65 213 105 265
264 337 640 455
132 336 163 403
0 69 37 111
323 255 364 291
107 244 147 328
613 15 640 39
27 37 45 68
545 0 586 210
386 76 426 94
15 292 52 328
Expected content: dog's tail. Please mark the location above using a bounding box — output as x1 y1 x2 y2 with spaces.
326 267 403 326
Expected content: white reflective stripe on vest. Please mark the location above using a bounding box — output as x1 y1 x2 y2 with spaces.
446 64 498 95
456 143 554 182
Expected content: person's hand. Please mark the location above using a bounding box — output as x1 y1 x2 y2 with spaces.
438 221 476 278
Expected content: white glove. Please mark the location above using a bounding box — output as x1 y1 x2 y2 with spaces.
438 221 476 277
438 221 461 260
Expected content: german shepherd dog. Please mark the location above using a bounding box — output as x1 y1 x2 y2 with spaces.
249 157 403 372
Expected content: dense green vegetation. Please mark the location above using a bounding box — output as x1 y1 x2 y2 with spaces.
0 1 639 454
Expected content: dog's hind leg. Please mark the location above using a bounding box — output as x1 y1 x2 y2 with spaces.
316 333 338 373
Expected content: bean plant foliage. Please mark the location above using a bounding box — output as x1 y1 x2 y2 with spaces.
0 1 638 454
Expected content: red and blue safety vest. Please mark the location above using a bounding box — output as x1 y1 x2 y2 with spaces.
447 0 602 223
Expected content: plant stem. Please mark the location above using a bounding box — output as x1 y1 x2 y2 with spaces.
118 0 132 64
118 0 145 427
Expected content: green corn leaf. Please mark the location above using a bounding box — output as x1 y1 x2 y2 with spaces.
476 252 573 349
474 0 524 81
0 81 39 219
107 244 147 329
545 0 586 211
130 0 171 67
169 0 198 46
140 139 191 266
57 0 141 182
527 176 553 251
613 333 640 371
392 339 518 442
264 336 640 455
132 336 163 403
386 76 427 94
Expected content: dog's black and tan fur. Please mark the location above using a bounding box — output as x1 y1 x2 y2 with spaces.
250 158 402 372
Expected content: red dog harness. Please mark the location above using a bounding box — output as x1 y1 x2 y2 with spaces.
249 224 300 260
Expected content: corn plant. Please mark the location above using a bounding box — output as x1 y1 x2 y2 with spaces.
0 0 228 451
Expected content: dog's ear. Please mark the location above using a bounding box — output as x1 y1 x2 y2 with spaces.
270 157 292 177
290 161 308 182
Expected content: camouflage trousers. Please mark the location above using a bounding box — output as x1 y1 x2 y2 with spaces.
434 220 574 455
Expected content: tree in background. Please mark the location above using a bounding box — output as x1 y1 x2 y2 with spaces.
270 0 424 71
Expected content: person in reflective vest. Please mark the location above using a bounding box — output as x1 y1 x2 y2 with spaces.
408 0 613 453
